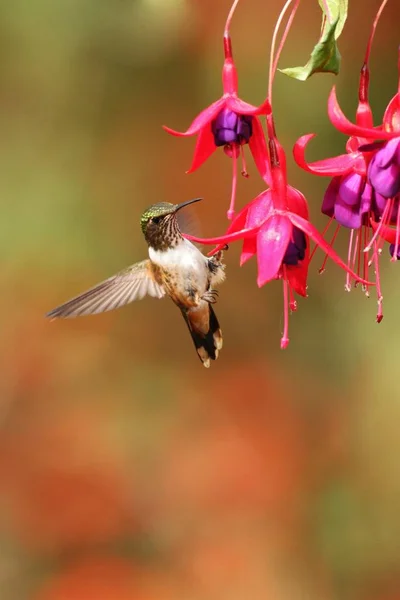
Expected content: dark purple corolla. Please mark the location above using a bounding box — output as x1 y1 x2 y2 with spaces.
283 228 306 266
212 108 253 147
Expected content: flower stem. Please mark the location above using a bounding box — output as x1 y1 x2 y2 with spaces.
363 0 389 67
357 0 389 125
223 0 240 58
268 0 300 107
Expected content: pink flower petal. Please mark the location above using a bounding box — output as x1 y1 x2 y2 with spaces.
226 96 270 116
328 87 397 141
256 214 292 287
287 212 373 286
240 237 257 265
293 134 356 176
286 258 309 297
286 186 309 218
205 207 250 256
163 98 225 137
186 126 218 173
248 118 271 185
184 226 259 247
245 190 273 229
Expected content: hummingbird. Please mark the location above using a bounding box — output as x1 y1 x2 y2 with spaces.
46 198 226 367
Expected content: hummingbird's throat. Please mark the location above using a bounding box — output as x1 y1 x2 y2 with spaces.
145 213 183 252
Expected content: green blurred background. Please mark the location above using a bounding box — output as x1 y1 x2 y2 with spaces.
0 1 399 598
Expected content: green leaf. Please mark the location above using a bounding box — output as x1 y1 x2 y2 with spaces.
280 0 348 81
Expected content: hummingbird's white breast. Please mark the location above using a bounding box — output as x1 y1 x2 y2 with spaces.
149 239 209 294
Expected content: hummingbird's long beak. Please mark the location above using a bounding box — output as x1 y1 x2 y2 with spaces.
175 197 202 212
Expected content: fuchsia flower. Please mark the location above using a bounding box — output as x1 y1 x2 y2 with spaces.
185 0 372 349
163 0 270 220
293 0 393 322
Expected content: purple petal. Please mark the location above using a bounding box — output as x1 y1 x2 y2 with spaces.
213 129 239 146
334 194 363 229
322 177 340 217
374 137 400 168
369 158 400 198
339 172 364 206
373 191 388 217
236 118 252 140
213 108 238 131
360 181 373 214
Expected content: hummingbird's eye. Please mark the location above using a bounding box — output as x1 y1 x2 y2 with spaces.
151 216 161 224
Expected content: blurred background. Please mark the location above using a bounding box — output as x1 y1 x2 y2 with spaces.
0 0 399 598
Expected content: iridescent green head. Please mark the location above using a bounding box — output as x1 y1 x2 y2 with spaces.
140 198 202 235
140 202 175 234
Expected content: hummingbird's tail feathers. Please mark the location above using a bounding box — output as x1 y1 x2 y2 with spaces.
181 304 223 368
46 260 165 319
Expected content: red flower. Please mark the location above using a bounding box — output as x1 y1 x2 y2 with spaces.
163 0 270 220
293 0 395 322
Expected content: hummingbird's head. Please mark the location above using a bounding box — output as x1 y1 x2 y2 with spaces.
141 198 202 250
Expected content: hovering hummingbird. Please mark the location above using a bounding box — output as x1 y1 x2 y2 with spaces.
47 198 226 367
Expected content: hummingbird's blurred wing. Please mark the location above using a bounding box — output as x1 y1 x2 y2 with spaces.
176 205 203 250
46 260 165 319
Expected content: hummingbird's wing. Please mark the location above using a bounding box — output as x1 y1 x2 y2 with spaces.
176 205 203 250
46 260 165 319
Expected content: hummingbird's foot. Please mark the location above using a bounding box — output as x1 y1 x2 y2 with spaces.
211 247 228 262
202 289 219 304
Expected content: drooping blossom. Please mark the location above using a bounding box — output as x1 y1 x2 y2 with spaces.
163 0 270 220
293 0 394 322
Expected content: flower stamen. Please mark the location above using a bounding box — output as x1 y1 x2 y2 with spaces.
309 216 334 262
373 241 384 323
281 266 290 349
240 143 249 178
289 285 297 312
364 198 393 251
390 201 400 261
227 145 239 220
319 223 340 274
351 229 360 287
345 229 355 292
